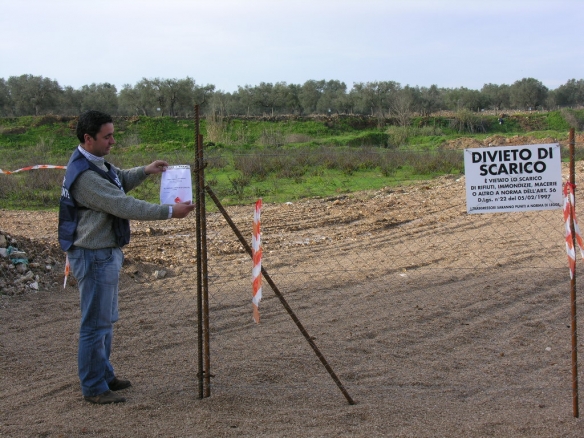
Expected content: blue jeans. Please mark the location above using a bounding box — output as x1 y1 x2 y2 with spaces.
67 247 123 396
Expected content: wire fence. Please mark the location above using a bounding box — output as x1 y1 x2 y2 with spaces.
1 144 583 416
198 167 578 407
121 146 584 413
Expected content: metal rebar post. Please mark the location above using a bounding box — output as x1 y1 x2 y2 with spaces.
197 131 211 397
194 104 204 399
569 127 579 418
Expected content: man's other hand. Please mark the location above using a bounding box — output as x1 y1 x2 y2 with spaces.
172 201 196 218
145 160 169 175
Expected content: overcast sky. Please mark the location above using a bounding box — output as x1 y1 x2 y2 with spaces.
1 0 582 93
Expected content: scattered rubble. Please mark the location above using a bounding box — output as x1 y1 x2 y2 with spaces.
153 269 167 279
0 230 64 296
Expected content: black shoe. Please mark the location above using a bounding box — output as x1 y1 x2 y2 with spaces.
108 377 132 391
84 390 126 404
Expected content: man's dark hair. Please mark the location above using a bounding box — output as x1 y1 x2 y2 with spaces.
76 110 113 143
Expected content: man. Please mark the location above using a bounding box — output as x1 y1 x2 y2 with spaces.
58 110 196 404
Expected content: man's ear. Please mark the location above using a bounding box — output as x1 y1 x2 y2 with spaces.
83 133 93 144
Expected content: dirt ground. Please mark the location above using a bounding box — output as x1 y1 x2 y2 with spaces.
2 139 584 437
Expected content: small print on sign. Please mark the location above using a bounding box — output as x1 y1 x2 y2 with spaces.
160 165 192 204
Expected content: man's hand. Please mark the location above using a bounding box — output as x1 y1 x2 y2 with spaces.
172 201 196 218
145 160 169 175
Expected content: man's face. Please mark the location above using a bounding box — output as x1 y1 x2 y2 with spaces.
83 123 115 157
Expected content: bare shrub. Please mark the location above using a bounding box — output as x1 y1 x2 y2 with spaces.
339 155 358 175
412 150 464 174
379 150 410 176
228 175 251 199
1 170 64 208
314 146 340 170
294 150 318 168
560 108 584 130
311 148 360 175
234 154 269 179
279 164 306 179
386 126 411 147
235 151 311 180
30 137 56 160
24 169 63 191
204 153 229 170
450 110 488 133
356 147 382 170
379 157 398 176
205 113 227 144
232 124 251 146
0 176 19 199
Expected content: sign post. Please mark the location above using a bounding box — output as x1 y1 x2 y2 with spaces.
567 129 579 418
465 140 579 417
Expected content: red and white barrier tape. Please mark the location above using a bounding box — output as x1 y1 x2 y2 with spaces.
0 164 67 174
252 199 263 323
563 182 584 279
63 254 70 289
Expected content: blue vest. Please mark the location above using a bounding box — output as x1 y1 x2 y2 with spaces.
58 148 131 251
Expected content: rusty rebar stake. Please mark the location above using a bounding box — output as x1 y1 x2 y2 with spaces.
569 127 579 418
197 131 211 398
205 184 356 405
194 105 204 399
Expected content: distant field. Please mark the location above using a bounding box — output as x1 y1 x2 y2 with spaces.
0 111 582 209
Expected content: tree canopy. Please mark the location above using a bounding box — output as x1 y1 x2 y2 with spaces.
0 74 583 117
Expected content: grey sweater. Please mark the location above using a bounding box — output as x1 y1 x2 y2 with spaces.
70 160 169 249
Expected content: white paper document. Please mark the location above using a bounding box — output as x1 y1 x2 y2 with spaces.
160 165 193 204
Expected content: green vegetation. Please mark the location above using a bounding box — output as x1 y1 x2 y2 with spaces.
3 75 584 118
0 110 581 210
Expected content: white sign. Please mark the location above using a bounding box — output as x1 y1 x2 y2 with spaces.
160 165 193 204
464 144 562 214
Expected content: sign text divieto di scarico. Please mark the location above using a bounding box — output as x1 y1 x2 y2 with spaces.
464 144 563 214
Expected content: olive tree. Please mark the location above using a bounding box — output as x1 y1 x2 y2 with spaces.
392 86 418 126
283 83 302 115
509 77 548 110
234 85 255 116
79 83 118 114
60 86 84 115
442 87 488 112
191 82 215 116
0 78 12 116
299 80 325 114
553 79 584 108
7 74 62 115
480 83 511 111
416 85 442 116
252 82 283 116
350 81 400 116
316 80 348 115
